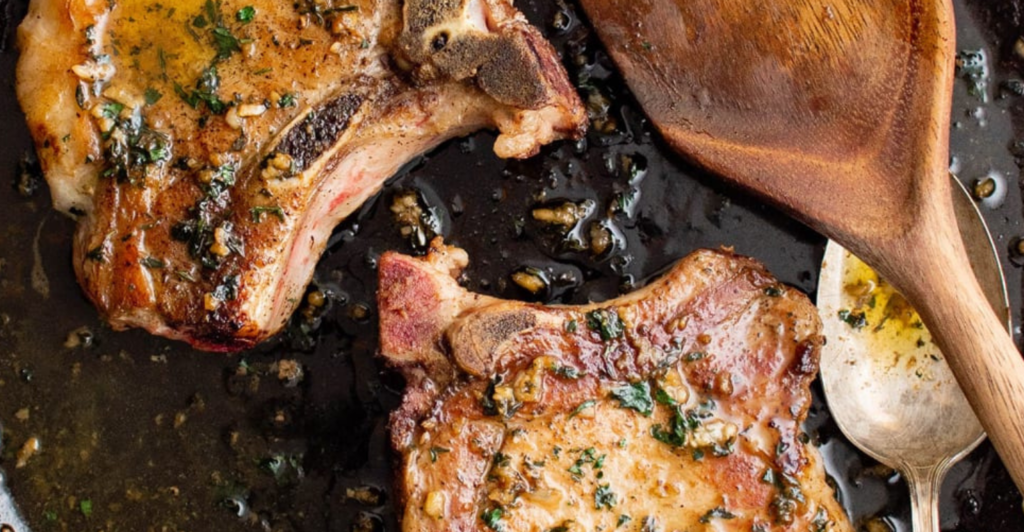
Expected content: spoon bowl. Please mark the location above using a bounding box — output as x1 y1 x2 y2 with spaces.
817 175 1010 530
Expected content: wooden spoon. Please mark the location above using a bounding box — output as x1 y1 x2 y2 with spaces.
577 0 1024 491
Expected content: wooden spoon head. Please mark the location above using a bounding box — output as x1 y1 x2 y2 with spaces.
579 0 957 243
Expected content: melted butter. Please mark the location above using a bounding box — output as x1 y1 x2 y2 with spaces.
106 0 215 86
838 253 940 377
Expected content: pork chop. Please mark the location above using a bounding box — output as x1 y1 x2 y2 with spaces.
378 239 852 531
16 0 585 351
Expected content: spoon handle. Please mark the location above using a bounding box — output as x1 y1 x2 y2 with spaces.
874 193 1024 495
906 466 943 532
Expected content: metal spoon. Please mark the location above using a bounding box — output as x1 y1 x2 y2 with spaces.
817 175 1010 532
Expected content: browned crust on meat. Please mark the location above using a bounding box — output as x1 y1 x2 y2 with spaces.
19 0 586 351
379 240 852 531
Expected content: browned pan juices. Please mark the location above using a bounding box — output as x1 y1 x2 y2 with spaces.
0 0 1020 530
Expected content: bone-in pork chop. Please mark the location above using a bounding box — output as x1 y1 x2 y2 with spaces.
17 0 585 351
379 240 852 531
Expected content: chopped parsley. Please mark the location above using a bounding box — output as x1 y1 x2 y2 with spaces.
101 102 124 119
551 364 583 379
479 377 521 419
764 468 807 524
141 257 166 269
211 26 243 60
175 66 229 114
79 499 93 517
481 378 500 415
650 405 711 448
297 1 358 25
170 164 238 268
586 309 624 341
278 92 298 107
98 103 172 186
609 381 653 416
429 446 450 463
250 205 285 223
699 507 735 523
144 87 163 105
594 484 616 510
838 309 868 329
569 399 596 419
617 514 632 527
567 447 599 479
236 5 256 23
480 506 504 531
654 387 677 406
491 452 511 468
212 274 239 301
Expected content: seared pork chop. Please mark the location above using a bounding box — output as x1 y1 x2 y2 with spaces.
379 240 852 531
17 0 585 351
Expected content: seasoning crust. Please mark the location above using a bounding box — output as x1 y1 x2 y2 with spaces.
379 239 853 531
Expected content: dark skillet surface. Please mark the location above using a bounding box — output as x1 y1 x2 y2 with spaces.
0 0 1022 530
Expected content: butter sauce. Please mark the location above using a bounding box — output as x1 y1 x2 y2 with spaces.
0 0 1022 531
835 253 942 381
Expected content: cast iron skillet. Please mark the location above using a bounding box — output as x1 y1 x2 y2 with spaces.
0 0 1022 530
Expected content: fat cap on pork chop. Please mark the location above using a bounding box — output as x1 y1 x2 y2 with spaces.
16 0 585 351
378 239 852 531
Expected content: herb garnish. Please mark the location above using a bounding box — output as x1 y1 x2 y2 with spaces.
101 102 125 119
236 6 256 23
99 104 171 186
480 506 504 531
144 88 163 105
654 388 677 406
699 507 735 523
212 274 239 301
141 257 166 269
651 406 701 447
250 205 285 223
551 363 583 379
569 400 596 419
609 381 653 416
586 309 624 341
211 26 242 59
175 66 229 114
838 309 868 329
278 93 297 107
429 446 450 463
567 447 599 480
594 484 616 510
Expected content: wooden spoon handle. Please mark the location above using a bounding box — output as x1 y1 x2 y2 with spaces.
886 221 1024 493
